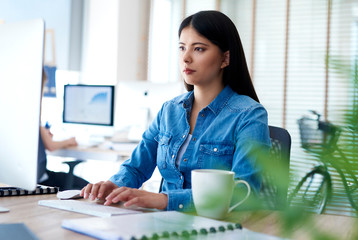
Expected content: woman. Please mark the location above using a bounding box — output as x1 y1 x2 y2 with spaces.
81 10 271 211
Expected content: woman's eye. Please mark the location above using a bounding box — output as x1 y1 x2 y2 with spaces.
179 46 185 51
194 47 204 52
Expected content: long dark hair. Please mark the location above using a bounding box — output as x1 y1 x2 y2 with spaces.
179 10 259 102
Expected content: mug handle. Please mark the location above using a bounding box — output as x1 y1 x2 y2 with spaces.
228 180 251 213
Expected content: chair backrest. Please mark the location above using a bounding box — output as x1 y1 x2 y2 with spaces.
260 125 291 209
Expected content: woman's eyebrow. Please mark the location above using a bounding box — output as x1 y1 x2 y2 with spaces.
179 42 209 46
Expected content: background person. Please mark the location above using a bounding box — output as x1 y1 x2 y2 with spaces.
37 124 89 190
38 69 89 190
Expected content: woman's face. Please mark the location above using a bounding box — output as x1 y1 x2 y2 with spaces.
179 27 229 89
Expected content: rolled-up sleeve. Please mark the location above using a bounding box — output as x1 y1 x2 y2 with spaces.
162 189 194 212
109 106 164 188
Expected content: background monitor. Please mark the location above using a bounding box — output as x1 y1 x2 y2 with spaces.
113 80 185 141
0 19 44 190
63 85 115 126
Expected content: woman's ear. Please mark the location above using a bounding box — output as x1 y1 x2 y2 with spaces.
221 51 230 68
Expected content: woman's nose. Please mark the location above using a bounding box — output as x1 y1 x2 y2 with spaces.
182 51 191 63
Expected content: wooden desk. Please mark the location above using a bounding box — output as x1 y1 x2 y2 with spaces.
1 194 357 240
0 194 93 239
227 210 358 240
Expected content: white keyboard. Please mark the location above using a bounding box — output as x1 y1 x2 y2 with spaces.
38 200 141 217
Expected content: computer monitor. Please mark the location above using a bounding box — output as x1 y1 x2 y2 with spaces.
114 80 185 141
63 85 115 126
0 19 45 191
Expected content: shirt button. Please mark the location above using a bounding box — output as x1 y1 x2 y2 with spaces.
172 155 175 159
180 176 183 180
201 114 205 117
182 134 186 138
179 204 184 209
192 137 196 141
183 158 187 162
213 148 218 152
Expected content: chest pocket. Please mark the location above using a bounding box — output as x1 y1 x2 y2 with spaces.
154 132 172 169
198 142 234 170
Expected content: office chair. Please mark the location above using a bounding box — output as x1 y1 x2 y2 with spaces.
260 125 292 210
62 160 86 190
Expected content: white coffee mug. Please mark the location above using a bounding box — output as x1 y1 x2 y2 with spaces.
191 169 251 219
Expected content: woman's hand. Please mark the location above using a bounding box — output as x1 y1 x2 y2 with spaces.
64 137 78 148
80 180 118 201
104 187 168 210
40 126 78 151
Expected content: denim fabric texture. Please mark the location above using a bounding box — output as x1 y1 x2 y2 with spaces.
109 86 271 211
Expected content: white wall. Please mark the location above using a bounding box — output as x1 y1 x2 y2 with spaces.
80 0 151 84
0 0 72 69
80 0 119 84
116 0 151 81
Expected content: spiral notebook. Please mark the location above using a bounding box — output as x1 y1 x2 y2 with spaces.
62 211 287 240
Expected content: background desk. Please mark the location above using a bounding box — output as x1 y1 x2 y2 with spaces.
47 142 137 184
0 194 357 240
47 142 162 191
48 142 138 162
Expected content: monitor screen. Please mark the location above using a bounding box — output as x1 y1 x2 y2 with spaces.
0 19 44 191
63 85 115 126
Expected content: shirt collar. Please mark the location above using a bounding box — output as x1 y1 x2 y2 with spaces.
176 85 234 115
206 85 234 115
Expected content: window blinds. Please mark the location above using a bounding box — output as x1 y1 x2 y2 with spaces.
220 0 358 217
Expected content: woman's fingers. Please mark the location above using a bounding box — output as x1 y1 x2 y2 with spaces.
104 188 168 210
112 187 134 202
83 185 169 210
98 181 118 199
89 181 105 200
80 183 93 199
104 187 129 205
124 193 168 209
80 181 117 200
123 197 142 207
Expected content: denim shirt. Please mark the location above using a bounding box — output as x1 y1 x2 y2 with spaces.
109 86 271 211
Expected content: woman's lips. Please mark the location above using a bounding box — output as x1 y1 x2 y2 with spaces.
183 68 195 74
